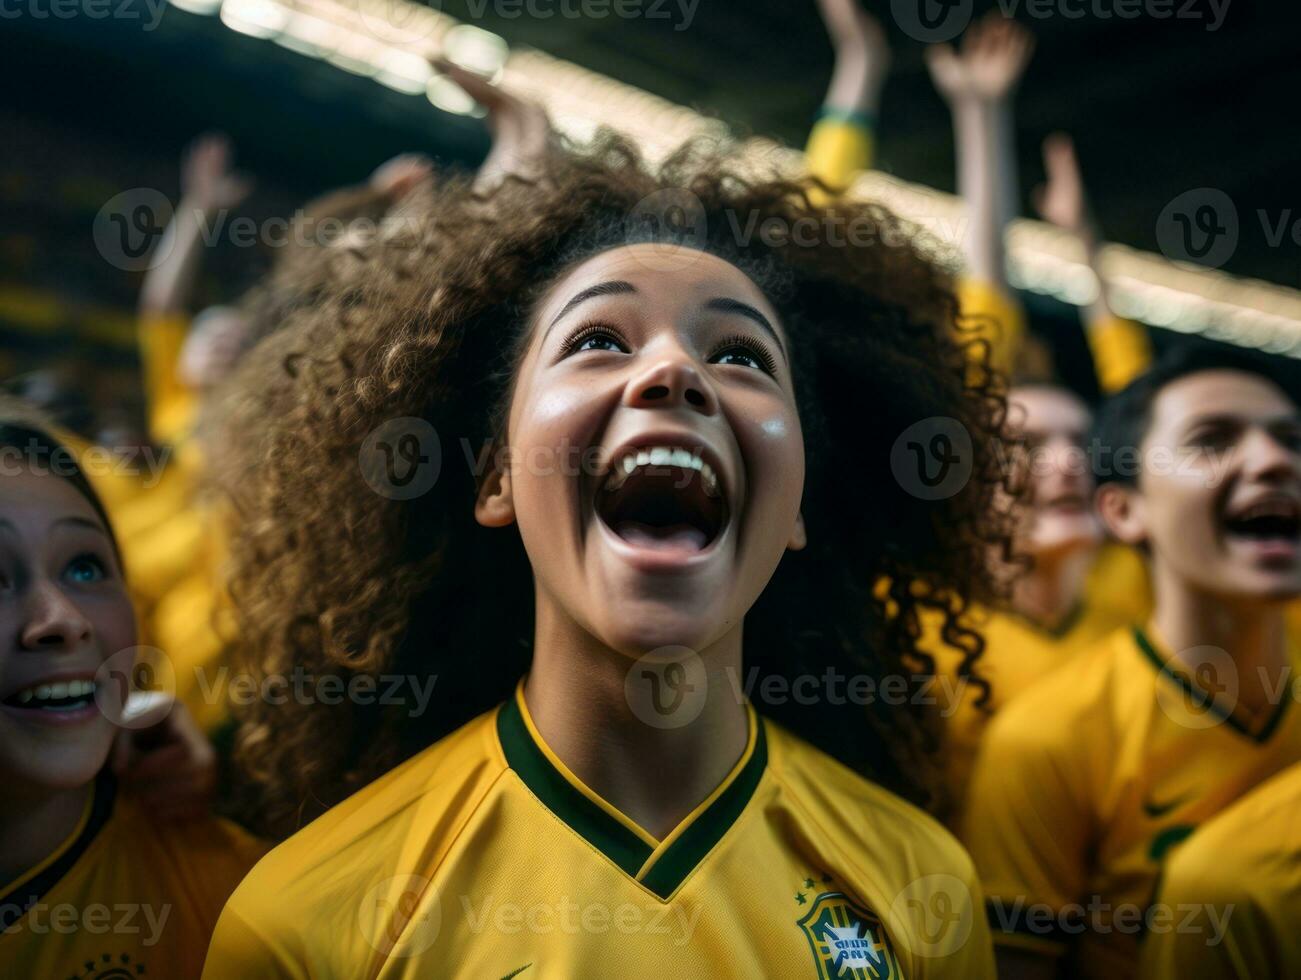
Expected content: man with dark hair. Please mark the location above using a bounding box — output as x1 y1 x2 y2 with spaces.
962 344 1301 980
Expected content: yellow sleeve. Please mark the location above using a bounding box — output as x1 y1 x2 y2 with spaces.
202 903 307 980
956 278 1026 379
139 311 197 446
1087 313 1152 394
804 111 875 195
960 702 1091 958
1141 859 1269 980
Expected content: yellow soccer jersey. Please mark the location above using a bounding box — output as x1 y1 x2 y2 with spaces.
0 774 264 979
933 545 1151 816
962 625 1301 980
138 311 197 448
804 112 875 194
1141 762 1301 980
204 683 995 979
1085 312 1152 395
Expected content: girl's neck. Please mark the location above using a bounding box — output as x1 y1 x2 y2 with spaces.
0 782 92 888
525 597 750 842
1151 565 1291 722
1009 545 1095 631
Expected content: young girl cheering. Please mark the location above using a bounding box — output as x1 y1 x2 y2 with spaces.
0 418 264 978
204 129 1010 977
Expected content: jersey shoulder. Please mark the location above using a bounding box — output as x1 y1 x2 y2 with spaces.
765 720 975 882
986 626 1136 749
223 706 506 927
1163 763 1301 900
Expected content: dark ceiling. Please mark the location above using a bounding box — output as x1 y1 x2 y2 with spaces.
4 0 1298 290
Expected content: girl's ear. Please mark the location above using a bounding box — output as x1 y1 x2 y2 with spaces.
1095 482 1145 546
475 461 516 528
787 511 807 551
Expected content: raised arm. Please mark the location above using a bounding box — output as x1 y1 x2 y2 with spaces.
1034 133 1152 392
138 134 252 318
926 13 1034 289
436 59 553 193
805 0 891 192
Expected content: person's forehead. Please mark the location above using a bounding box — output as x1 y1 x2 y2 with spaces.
536 244 778 324
0 470 100 529
1009 385 1091 432
1151 369 1294 430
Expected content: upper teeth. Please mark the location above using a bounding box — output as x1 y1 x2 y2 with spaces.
13 679 96 704
1235 499 1299 522
604 446 721 498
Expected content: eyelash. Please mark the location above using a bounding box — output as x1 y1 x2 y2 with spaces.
711 334 778 375
557 322 628 357
558 323 779 376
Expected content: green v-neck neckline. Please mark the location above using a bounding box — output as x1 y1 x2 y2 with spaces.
496 686 767 900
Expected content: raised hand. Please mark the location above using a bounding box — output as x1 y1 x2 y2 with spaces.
180 133 254 212
370 153 434 202
926 13 1035 104
817 0 892 111
1033 133 1092 237
435 59 552 192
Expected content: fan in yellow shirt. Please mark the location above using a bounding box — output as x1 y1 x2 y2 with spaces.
1141 761 1301 980
0 420 264 979
202 87 1009 978
1 773 263 979
963 347 1301 980
205 683 992 978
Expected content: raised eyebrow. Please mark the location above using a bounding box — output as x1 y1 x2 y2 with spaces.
547 280 638 330
53 516 112 538
703 297 788 360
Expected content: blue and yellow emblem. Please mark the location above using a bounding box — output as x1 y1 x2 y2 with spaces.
797 891 901 979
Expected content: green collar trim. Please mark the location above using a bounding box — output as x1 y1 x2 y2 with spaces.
1132 626 1290 744
496 693 767 899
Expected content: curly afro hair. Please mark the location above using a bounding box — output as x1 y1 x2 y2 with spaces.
213 135 1013 838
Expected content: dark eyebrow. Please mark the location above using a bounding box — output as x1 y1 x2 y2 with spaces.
54 516 110 537
548 280 638 329
704 297 787 360
0 515 108 539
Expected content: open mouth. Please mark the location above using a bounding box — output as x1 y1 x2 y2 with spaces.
1223 496 1301 545
596 445 728 554
1 679 98 713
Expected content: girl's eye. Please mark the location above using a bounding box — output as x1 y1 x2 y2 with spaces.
560 323 629 357
577 333 625 353
710 336 777 376
64 554 107 585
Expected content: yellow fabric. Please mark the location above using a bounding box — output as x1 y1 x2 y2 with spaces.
0 781 264 979
138 311 197 447
123 312 234 729
932 544 1151 818
205 685 996 978
804 116 875 195
956 278 1025 380
1087 313 1153 394
1141 762 1301 980
962 627 1301 980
